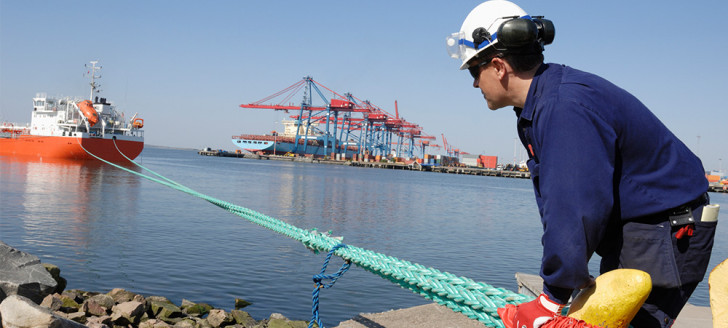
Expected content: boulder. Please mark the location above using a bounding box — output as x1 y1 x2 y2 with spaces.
53 311 68 318
266 319 306 328
0 242 58 303
89 294 114 309
66 311 87 324
269 313 287 320
234 297 252 309
182 301 212 317
61 290 84 304
149 300 183 321
172 318 197 328
0 294 85 328
262 313 308 328
268 318 308 328
110 300 145 325
86 322 111 328
230 310 257 327
191 316 214 328
42 263 67 293
206 309 234 327
59 294 81 312
287 320 311 328
81 299 108 316
41 263 60 279
86 314 112 327
180 299 195 308
133 293 148 310
107 288 137 304
162 317 186 325
82 294 114 316
40 293 63 311
139 318 172 328
147 295 174 304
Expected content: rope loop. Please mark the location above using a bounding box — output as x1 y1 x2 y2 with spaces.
310 244 351 328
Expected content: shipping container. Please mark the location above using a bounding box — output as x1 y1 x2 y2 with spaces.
461 154 479 167
707 175 721 183
478 155 498 169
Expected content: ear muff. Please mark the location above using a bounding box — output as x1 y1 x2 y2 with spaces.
497 18 538 48
496 17 556 50
533 18 555 45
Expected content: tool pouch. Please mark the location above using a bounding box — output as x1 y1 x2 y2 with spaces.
668 206 694 227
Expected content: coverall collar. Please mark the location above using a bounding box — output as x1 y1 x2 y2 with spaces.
513 63 549 122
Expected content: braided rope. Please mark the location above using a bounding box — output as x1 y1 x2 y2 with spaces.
86 143 534 327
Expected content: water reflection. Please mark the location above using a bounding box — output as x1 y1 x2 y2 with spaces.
268 164 413 231
1 156 142 250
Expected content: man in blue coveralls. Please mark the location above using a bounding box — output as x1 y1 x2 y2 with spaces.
447 1 717 327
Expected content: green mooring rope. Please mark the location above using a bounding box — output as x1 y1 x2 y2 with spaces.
86 142 534 327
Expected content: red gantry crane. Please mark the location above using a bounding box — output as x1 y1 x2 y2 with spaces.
238 76 435 158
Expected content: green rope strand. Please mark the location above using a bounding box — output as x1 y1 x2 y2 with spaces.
86 143 533 327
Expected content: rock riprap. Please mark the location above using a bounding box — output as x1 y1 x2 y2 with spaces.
0 242 312 328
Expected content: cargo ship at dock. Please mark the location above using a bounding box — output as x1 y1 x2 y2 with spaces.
0 61 144 162
233 77 445 160
232 119 360 158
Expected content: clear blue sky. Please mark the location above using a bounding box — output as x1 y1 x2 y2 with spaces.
1 1 726 171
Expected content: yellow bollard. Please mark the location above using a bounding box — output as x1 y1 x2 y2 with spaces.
710 258 728 328
567 269 652 328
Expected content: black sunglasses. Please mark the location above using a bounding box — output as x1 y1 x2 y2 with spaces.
468 55 503 79
468 59 492 80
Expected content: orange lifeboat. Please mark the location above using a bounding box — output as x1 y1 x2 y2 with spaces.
77 100 99 127
132 118 144 129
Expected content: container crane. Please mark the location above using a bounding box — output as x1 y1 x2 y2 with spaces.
239 76 439 158
440 133 467 158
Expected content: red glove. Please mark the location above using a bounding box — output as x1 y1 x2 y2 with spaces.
497 293 564 328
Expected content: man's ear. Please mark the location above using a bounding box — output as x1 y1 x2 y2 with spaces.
491 57 508 80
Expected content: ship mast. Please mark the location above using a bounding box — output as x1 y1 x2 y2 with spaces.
85 61 102 101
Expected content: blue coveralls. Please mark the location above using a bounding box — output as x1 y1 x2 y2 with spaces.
515 63 716 327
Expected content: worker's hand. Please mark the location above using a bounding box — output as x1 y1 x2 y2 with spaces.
497 293 564 328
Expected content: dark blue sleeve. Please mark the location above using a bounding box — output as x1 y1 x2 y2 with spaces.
533 99 616 303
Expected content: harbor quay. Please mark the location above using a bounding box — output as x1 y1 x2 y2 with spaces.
197 149 532 179
709 182 728 193
198 148 728 192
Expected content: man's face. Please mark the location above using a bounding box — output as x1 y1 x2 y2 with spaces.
469 58 508 110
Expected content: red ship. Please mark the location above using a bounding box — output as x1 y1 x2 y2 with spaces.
0 61 144 162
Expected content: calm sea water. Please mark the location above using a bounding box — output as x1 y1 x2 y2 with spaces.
1 146 726 326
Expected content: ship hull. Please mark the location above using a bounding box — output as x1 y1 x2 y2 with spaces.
0 135 144 162
232 136 358 157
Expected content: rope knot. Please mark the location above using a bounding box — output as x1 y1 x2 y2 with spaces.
309 244 351 328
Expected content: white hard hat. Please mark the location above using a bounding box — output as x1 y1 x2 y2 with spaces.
447 0 553 70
